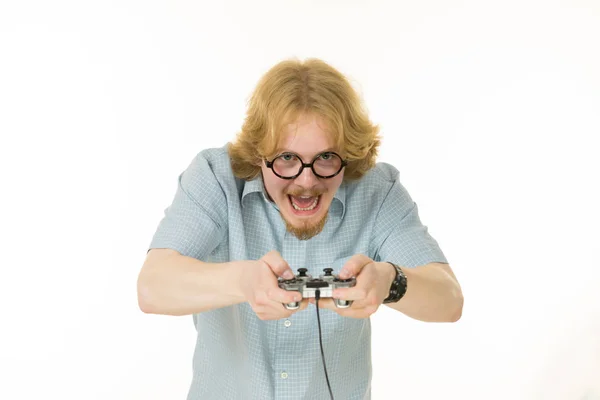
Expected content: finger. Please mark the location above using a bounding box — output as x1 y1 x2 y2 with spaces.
261 250 294 279
339 254 373 279
294 298 310 312
333 286 368 301
267 287 302 305
333 264 374 300
278 298 310 317
308 297 375 318
344 293 381 310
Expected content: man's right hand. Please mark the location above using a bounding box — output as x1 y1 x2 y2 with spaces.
240 250 309 320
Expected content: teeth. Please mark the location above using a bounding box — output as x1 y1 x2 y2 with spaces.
291 196 319 211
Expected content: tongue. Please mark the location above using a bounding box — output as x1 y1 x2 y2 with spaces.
291 196 316 207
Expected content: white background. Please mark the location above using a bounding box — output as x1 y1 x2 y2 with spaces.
1 1 599 399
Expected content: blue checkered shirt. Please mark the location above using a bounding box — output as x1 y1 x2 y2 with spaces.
149 146 448 399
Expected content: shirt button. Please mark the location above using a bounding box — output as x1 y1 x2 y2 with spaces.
280 372 288 379
284 319 292 327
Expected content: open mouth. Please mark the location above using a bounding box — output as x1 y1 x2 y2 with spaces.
289 195 320 211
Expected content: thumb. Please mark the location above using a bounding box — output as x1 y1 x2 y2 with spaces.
261 250 294 279
339 254 372 279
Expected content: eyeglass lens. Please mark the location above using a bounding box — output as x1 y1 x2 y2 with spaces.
272 153 342 178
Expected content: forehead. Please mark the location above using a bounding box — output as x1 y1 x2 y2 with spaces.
277 114 337 154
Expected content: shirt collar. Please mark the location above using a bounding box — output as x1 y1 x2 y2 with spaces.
241 174 270 204
241 174 347 219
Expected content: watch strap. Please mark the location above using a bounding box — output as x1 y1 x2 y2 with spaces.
383 262 407 304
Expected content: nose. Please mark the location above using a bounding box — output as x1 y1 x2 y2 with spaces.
294 165 319 187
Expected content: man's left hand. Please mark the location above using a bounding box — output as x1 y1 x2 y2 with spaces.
309 254 396 318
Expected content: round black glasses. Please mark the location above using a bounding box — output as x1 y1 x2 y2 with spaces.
264 151 348 180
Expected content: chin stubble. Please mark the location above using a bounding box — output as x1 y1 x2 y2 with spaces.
283 212 329 241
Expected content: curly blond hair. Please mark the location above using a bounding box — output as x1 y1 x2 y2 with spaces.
228 58 381 182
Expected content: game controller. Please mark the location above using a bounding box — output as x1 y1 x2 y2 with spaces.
278 268 357 310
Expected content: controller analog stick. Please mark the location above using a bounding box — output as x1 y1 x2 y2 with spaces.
323 268 333 276
297 268 308 277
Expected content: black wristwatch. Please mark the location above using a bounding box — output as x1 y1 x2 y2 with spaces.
383 262 407 304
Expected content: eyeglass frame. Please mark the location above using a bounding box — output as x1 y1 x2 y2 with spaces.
264 151 348 180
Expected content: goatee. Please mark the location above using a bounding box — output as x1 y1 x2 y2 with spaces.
284 212 329 240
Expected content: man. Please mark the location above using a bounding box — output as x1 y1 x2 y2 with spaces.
137 58 463 399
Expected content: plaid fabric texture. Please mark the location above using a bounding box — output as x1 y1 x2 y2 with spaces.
149 146 448 400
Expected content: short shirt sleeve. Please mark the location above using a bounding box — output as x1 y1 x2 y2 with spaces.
372 168 448 268
148 152 227 260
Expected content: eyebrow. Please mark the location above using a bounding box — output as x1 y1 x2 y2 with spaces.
277 148 338 156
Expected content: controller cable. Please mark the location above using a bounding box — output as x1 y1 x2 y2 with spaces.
315 289 334 400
